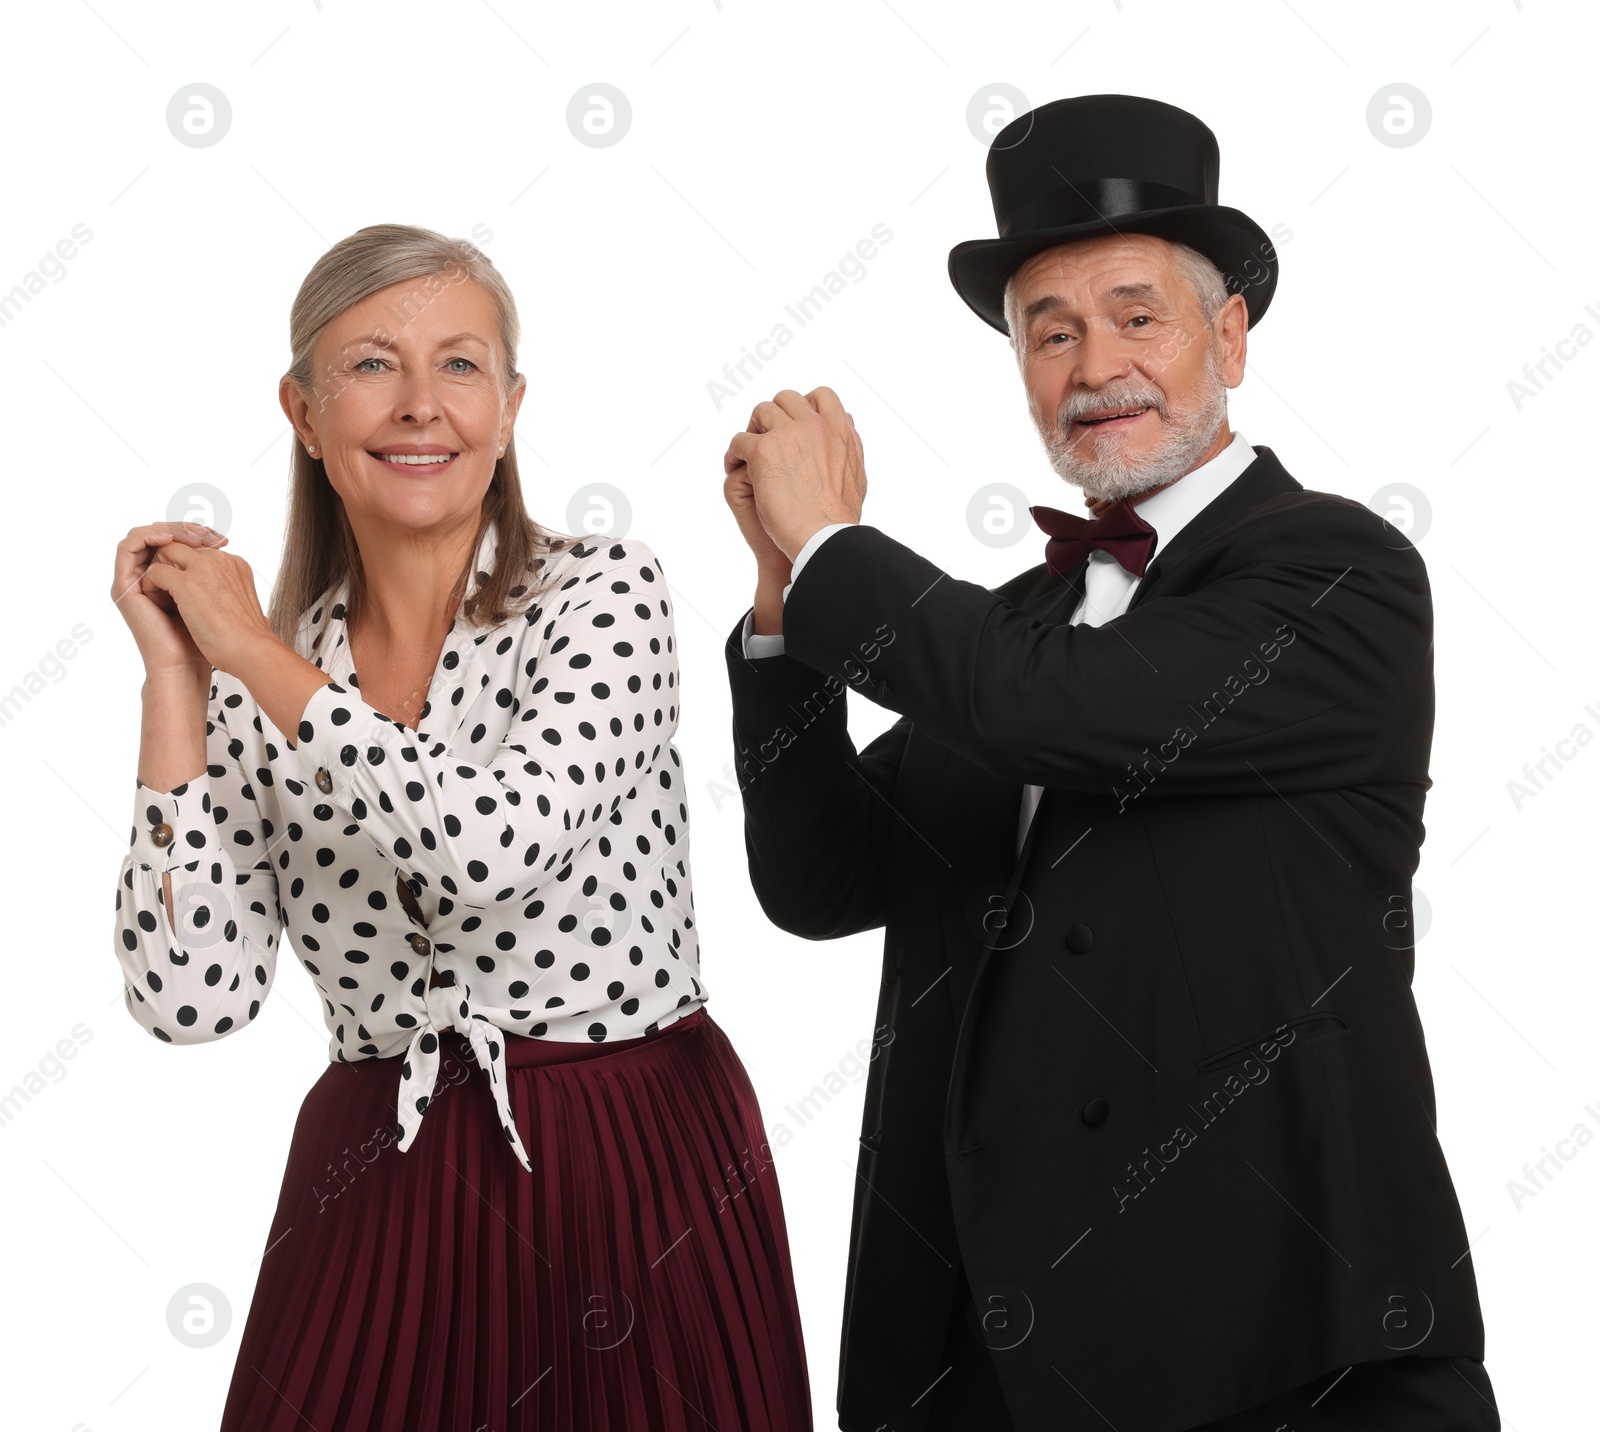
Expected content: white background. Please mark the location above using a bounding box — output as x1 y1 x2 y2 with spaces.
2 1 1594 1426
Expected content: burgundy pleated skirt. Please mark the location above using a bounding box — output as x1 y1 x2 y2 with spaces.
219 1006 813 1431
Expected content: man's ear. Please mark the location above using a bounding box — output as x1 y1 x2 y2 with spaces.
1218 292 1249 388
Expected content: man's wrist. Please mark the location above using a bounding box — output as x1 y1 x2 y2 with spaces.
756 555 793 586
752 570 787 637
784 514 856 564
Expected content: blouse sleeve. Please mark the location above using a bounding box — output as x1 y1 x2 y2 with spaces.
288 538 680 906
113 673 285 1044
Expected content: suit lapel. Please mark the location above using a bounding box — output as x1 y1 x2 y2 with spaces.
938 550 1091 1028
951 446 1303 1024
1123 444 1300 613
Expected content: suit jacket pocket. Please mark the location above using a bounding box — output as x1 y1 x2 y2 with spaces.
1194 1011 1348 1074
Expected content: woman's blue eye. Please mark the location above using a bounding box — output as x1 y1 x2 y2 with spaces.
351 356 477 373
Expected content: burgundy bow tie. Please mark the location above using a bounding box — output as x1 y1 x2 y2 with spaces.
1028 498 1157 579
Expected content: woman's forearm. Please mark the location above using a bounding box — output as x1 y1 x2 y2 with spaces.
137 667 211 793
229 637 335 751
136 667 211 937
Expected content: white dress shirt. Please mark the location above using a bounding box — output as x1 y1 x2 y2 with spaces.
116 520 706 1173
740 429 1259 856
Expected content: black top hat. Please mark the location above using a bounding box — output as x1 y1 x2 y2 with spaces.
948 93 1278 336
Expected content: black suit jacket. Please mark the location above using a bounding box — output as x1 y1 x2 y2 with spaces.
723 445 1486 1432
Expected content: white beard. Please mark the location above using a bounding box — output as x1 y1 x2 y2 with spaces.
1030 345 1230 505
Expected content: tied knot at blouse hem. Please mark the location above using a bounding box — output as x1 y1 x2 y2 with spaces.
114 522 707 1171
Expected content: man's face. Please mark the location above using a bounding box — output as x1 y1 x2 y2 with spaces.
1010 233 1246 504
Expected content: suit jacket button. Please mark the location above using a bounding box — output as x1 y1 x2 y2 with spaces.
315 767 333 794
149 821 173 848
1081 1098 1110 1127
1064 923 1095 954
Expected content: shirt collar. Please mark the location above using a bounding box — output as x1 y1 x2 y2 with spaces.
1124 428 1256 564
297 518 503 673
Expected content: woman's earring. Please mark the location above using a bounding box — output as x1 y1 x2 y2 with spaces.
308 443 317 455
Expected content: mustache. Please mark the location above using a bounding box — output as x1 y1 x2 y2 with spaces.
1049 388 1177 451
1058 388 1168 428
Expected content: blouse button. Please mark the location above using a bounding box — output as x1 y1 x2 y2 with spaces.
149 821 174 848
409 933 431 957
315 767 333 794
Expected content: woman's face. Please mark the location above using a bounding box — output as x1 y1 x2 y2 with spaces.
283 272 525 537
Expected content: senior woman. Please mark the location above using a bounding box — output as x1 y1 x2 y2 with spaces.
110 224 811 1431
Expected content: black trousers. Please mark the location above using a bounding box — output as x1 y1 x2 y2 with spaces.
926 1264 1501 1431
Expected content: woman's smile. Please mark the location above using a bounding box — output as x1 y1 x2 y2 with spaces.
367 444 461 474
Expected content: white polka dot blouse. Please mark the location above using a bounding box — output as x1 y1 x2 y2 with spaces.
113 521 706 1171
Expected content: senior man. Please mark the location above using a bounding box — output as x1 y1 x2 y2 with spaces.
720 95 1498 1432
